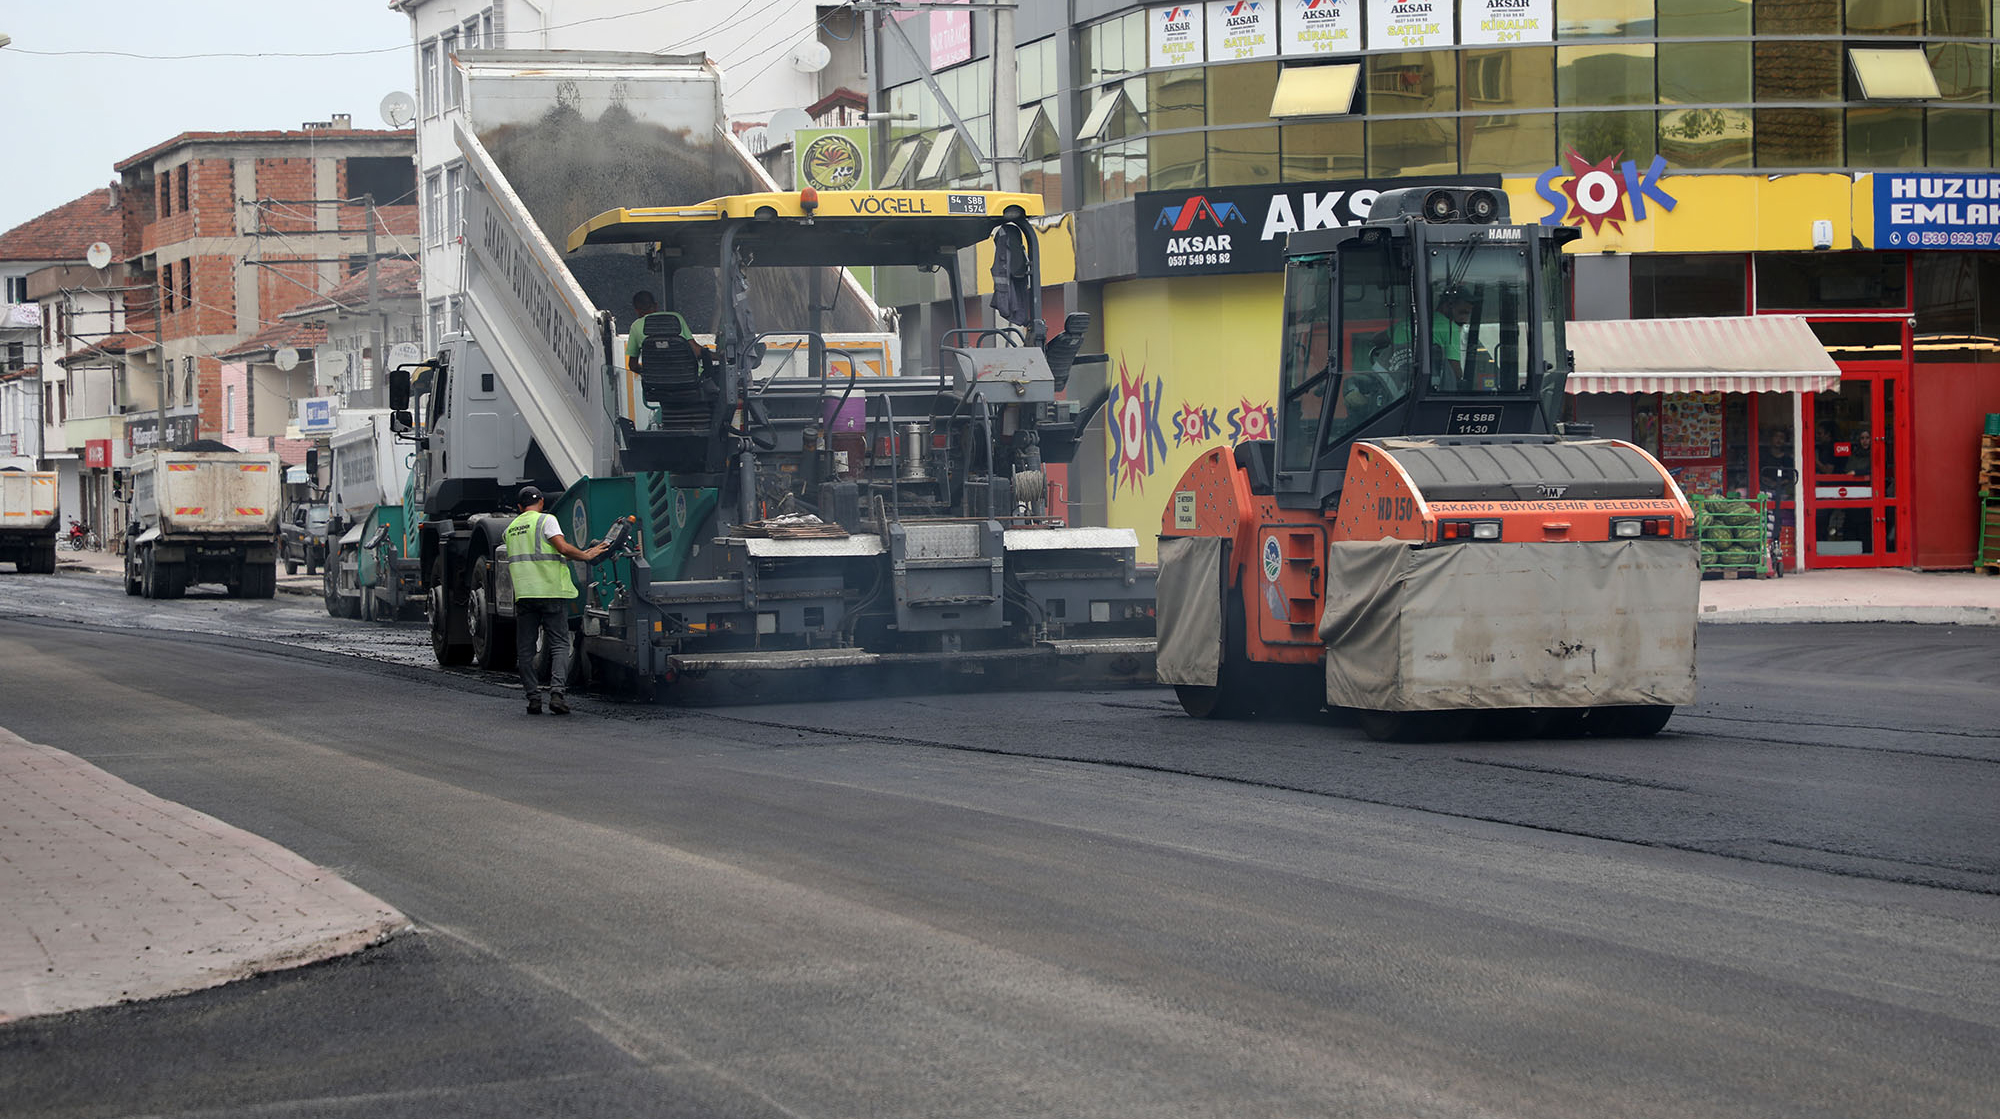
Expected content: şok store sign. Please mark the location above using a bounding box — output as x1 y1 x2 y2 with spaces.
1136 175 1502 276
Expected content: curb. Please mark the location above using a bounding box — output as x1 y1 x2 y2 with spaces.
1701 605 2000 625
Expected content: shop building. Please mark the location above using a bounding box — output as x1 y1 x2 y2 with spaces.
863 0 2000 569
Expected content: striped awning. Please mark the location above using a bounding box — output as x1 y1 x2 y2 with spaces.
1566 315 1841 395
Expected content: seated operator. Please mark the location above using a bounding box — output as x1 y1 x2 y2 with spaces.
625 290 693 373
1387 288 1475 391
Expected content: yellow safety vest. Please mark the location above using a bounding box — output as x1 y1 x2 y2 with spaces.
503 510 576 600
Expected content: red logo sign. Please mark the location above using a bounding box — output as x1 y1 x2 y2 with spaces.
85 439 111 469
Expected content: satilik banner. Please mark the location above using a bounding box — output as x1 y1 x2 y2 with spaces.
1135 174 1501 277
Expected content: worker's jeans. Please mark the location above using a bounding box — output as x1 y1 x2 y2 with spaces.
516 598 572 696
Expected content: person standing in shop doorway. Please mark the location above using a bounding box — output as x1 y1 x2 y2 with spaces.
504 486 607 715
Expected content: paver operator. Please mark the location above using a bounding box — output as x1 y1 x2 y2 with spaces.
504 485 607 715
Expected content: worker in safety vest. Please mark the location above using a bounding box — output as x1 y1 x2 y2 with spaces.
504 485 607 715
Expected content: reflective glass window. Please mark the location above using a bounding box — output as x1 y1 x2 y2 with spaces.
1756 41 1844 101
1557 0 1655 37
1756 252 1907 311
1913 252 2000 363
1280 121 1365 181
1083 139 1148 205
1558 111 1657 163
1631 255 1747 318
1210 62 1280 125
1324 242 1416 455
1847 105 1925 166
1368 118 1459 176
1461 47 1554 110
1082 12 1143 85
1149 68 1206 131
1656 0 1750 34
1660 108 1753 167
1557 44 1656 106
1928 108 1993 167
1149 131 1206 190
1208 128 1279 185
1659 42 1749 104
1927 0 1989 34
1845 0 1922 33
1755 107 1843 166
1366 51 1458 115
1928 43 1990 101
1018 39 1059 104
1461 114 1557 173
1279 254 1335 471
1756 0 1841 33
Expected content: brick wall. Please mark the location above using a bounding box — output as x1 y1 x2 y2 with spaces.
253 158 318 234
256 253 320 323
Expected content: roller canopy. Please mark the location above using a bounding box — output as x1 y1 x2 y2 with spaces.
1371 436 1669 501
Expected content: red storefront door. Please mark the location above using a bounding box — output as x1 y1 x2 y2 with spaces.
1802 320 1911 567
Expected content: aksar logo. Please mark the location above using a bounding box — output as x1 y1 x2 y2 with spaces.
1154 195 1248 232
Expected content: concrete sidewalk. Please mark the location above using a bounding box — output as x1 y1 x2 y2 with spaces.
0 726 407 1024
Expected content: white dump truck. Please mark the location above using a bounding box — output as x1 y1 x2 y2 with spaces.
0 468 59 574
121 445 282 599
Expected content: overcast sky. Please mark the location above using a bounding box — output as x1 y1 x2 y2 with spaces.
0 2 415 233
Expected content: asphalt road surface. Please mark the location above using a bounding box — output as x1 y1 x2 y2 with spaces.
2 568 1996 1118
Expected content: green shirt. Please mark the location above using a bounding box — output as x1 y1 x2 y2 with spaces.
504 510 577 601
625 311 693 360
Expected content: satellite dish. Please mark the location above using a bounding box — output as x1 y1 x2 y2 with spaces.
789 40 831 74
274 348 301 371
379 91 418 129
767 107 814 146
85 242 112 270
389 342 422 368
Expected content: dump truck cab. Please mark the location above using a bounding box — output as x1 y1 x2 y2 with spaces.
1157 186 1698 740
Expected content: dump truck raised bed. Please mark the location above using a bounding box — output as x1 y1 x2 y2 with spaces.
1155 186 1698 740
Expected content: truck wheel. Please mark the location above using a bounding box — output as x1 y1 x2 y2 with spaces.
33 542 57 574
245 564 277 599
430 557 474 666
466 556 516 671
1174 591 1257 720
1588 704 1674 738
140 550 156 598
125 552 142 596
157 562 188 600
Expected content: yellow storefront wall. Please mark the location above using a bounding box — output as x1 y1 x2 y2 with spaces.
1498 171 1872 253
1100 273 1282 561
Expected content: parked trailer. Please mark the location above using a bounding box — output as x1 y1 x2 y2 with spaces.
0 469 59 574
121 448 282 599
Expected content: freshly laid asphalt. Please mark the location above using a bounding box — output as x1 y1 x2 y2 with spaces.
2 550 1994 1026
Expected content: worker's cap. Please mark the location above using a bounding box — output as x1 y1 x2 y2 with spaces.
518 485 544 505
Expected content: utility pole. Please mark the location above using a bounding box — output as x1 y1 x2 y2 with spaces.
365 193 385 406
992 0 1021 193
